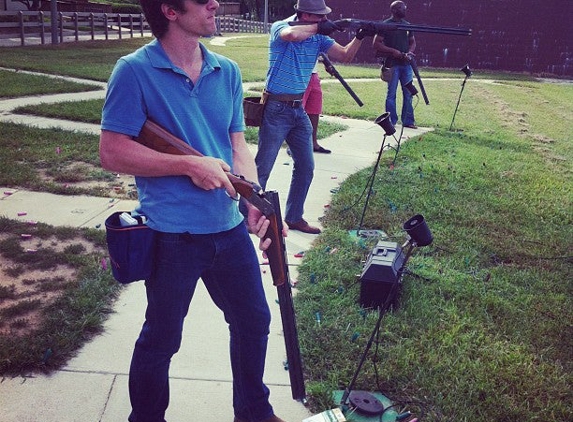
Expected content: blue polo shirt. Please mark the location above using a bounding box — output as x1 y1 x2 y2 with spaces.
101 39 245 234
265 19 335 95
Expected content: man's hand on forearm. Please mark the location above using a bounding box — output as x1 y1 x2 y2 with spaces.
356 22 377 40
316 19 344 36
247 208 272 251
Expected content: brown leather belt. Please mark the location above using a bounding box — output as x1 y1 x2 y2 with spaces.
266 92 304 108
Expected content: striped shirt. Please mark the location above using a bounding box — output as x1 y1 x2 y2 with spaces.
265 17 335 95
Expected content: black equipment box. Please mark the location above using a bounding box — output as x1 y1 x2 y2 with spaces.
359 240 405 309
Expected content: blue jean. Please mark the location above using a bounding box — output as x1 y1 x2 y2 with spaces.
128 224 273 422
386 64 415 126
256 99 314 223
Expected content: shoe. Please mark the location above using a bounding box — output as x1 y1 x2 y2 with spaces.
286 219 321 234
404 124 418 129
313 146 331 154
234 416 287 422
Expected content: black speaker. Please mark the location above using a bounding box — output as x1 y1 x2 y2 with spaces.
359 241 405 309
403 214 433 246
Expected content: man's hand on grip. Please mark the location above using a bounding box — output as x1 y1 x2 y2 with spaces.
188 156 236 198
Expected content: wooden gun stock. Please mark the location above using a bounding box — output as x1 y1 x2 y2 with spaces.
136 120 286 285
136 120 260 200
135 120 306 400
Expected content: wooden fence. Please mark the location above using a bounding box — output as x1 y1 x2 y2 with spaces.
0 11 269 46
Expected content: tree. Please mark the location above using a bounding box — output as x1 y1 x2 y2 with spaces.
240 0 293 21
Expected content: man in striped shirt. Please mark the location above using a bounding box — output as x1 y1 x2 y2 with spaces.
255 0 374 234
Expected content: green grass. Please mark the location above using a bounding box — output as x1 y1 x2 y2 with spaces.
12 99 347 147
0 122 119 196
0 35 572 421
0 39 150 81
296 80 572 420
0 69 101 98
14 99 105 124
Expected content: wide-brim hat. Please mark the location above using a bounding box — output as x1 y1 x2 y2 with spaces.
294 0 332 15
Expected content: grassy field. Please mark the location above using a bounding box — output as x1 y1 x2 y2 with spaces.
0 35 571 421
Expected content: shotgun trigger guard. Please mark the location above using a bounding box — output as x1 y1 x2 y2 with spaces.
230 173 275 217
226 191 240 201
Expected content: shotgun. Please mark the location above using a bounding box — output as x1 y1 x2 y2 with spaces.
407 55 429 105
319 52 363 107
135 120 306 401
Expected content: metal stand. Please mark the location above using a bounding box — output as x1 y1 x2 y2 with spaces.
449 74 470 131
356 116 402 237
356 135 387 238
386 125 405 167
339 240 416 413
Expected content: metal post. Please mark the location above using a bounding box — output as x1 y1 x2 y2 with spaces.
73 12 78 41
90 13 95 40
58 12 63 43
39 11 45 44
264 0 268 33
19 11 24 46
50 0 58 44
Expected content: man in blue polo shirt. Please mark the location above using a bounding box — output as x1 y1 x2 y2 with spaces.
99 0 285 421
255 0 375 235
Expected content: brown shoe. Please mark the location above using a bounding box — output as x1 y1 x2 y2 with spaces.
313 146 331 154
286 219 321 234
234 416 287 422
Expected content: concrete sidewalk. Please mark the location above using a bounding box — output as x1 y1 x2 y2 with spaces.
0 77 428 422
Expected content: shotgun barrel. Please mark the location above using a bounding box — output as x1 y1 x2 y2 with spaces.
334 18 472 36
319 52 363 107
289 18 472 37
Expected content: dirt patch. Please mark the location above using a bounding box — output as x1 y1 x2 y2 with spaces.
0 159 133 337
39 161 137 199
78 173 137 199
1 161 120 337
0 232 107 337
475 89 564 169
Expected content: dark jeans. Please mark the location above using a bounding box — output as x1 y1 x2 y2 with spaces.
386 64 415 126
256 99 315 223
128 224 273 422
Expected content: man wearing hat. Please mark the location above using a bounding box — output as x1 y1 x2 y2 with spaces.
255 0 375 235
